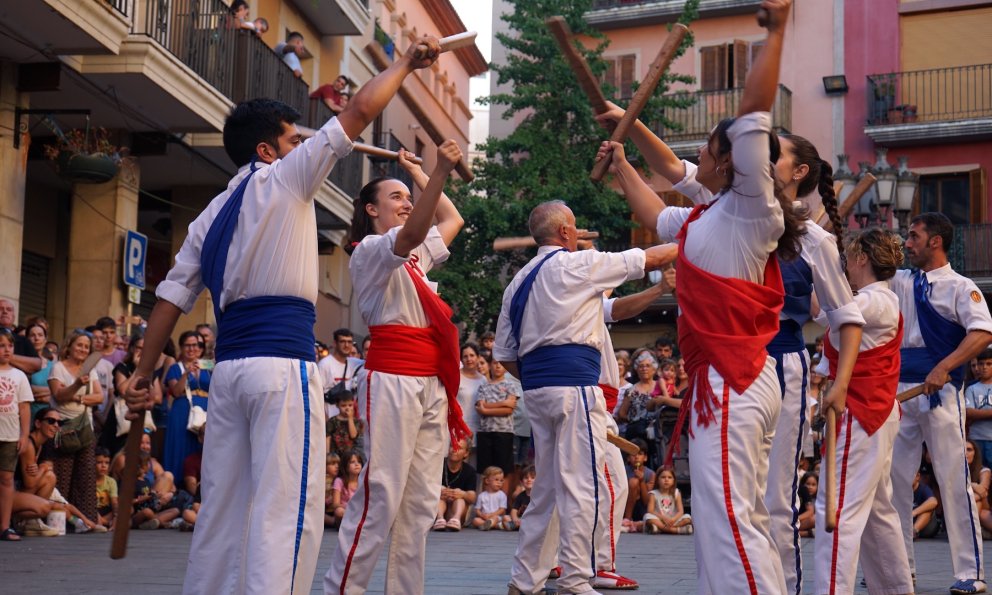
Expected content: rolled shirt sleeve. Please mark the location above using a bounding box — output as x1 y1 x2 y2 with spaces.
725 112 776 220
672 160 715 206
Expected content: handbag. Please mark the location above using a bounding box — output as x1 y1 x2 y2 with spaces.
324 360 351 404
114 397 157 437
182 364 207 434
54 376 97 454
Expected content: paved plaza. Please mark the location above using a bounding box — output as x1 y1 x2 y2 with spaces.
1 527 987 594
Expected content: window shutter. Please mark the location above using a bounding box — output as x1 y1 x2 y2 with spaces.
700 45 719 91
733 39 749 88
603 56 618 98
620 55 636 100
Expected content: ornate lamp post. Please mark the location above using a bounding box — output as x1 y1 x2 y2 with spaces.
872 147 897 228
894 156 919 235
853 161 877 228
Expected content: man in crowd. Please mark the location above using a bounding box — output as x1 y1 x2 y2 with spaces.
310 75 353 114
95 316 126 366
317 328 364 419
196 324 216 363
889 213 992 595
0 299 41 375
654 336 674 361
275 32 306 78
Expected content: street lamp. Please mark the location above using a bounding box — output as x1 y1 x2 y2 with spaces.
853 161 876 228
894 156 919 234
873 147 897 227
834 154 857 209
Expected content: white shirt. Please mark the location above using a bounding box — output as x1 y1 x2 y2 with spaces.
816 281 899 351
890 264 992 349
317 355 364 392
457 373 487 435
600 297 620 389
476 489 508 514
655 112 782 283
0 367 33 441
350 226 449 328
157 117 353 314
275 42 303 73
93 359 115 416
494 247 646 363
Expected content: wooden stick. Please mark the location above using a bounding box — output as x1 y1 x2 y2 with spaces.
493 231 599 251
110 378 149 559
825 173 877 232
80 352 104 377
353 142 424 165
414 31 478 59
824 407 838 533
546 17 610 116
608 432 640 455
897 384 927 403
590 24 689 182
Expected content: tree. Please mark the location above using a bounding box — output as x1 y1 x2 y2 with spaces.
434 0 700 338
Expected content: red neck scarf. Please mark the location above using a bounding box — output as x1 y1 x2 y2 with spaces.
823 317 903 436
365 256 471 446
670 202 784 457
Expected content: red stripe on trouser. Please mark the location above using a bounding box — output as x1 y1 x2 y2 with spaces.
829 414 854 595
604 462 616 571
721 384 757 595
339 370 374 595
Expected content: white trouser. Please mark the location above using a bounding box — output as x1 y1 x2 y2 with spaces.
597 415 628 573
324 370 446 595
765 350 811 595
891 381 984 582
814 402 912 595
510 385 609 595
689 359 785 595
183 357 325 595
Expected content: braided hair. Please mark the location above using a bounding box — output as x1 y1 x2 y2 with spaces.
781 134 845 266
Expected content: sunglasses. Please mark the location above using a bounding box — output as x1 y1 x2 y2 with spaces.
42 418 65 426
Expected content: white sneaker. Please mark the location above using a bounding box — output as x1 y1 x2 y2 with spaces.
73 517 91 533
167 518 184 529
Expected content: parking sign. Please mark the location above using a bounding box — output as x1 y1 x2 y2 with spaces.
123 230 147 289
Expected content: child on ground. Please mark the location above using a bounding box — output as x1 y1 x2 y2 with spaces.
643 467 692 534
94 447 118 528
472 466 509 531
622 439 653 533
131 454 180 530
0 328 32 541
509 465 535 531
325 391 364 459
913 470 940 539
331 450 362 528
798 472 817 537
965 349 992 464
324 452 341 528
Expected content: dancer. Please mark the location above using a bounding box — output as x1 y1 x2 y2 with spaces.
890 212 992 595
597 0 801 590
325 140 469 595
495 201 672 595
124 37 443 595
813 227 912 595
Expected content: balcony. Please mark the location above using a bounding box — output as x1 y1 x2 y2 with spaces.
651 85 792 159
287 0 371 37
369 132 414 191
0 0 131 57
585 0 760 30
865 64 992 146
950 224 992 286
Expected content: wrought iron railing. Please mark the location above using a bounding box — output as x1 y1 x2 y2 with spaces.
652 84 792 141
233 32 310 115
866 64 992 126
106 0 130 18
949 224 992 279
330 136 366 200
370 132 413 190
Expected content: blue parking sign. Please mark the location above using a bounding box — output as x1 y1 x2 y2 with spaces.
123 230 147 289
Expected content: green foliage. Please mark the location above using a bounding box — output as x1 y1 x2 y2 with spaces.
434 0 700 338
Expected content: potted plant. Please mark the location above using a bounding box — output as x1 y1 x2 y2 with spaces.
43 127 126 184
872 76 896 123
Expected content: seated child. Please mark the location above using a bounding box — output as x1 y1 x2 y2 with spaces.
913 470 940 539
622 439 653 533
131 454 180 530
325 392 364 459
509 465 535 531
94 447 118 528
798 472 817 538
331 450 363 527
324 453 341 528
472 466 510 531
642 467 692 534
435 439 477 532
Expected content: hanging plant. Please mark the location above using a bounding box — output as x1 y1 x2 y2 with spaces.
43 127 127 184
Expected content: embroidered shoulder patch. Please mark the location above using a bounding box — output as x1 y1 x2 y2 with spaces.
972 290 983 303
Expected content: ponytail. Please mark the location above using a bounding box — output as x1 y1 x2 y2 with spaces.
781 135 845 269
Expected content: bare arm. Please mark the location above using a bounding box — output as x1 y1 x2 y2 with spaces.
737 0 791 116
396 148 464 247
12 354 42 374
913 496 938 516
600 141 665 230
393 141 463 256
595 101 686 184
820 324 863 416
125 300 183 416
336 38 440 140
967 407 992 422
926 330 992 395
609 267 676 322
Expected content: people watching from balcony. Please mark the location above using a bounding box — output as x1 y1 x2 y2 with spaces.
252 17 269 36
311 76 355 114
275 31 306 78
227 0 255 31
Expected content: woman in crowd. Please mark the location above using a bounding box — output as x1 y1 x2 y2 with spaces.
163 331 210 482
457 342 487 446
25 322 56 417
110 430 175 497
104 335 163 455
150 338 176 461
47 329 103 523
612 350 633 416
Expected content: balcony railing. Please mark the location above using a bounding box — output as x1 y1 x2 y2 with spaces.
370 132 413 190
138 0 310 114
106 0 130 17
652 84 792 141
866 64 992 126
950 224 992 279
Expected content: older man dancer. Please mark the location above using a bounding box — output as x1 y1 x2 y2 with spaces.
889 213 992 595
495 201 672 595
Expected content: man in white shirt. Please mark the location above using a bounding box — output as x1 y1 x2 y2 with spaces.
275 32 305 78
125 37 443 595
317 328 364 419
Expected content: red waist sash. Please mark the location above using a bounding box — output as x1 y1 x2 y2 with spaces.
823 317 903 436
599 384 620 413
365 258 471 446
674 202 784 431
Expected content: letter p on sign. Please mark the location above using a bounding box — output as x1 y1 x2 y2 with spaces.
123 230 148 290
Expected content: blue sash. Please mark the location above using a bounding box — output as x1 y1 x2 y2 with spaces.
779 255 813 327
767 319 805 357
519 344 601 391
899 270 967 404
200 160 316 363
509 248 567 345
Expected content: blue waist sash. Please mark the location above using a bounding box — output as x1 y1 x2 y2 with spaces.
519 344 601 391
215 296 316 363
779 255 813 327
766 319 805 357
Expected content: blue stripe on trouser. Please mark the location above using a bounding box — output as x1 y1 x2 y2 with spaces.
955 391 983 574
580 386 599 574
773 353 807 595
290 361 311 594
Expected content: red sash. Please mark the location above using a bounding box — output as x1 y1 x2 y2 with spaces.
670 202 784 455
365 256 471 446
599 384 620 413
823 317 903 436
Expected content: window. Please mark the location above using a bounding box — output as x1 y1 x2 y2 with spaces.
602 54 637 101
700 40 762 91
918 169 986 224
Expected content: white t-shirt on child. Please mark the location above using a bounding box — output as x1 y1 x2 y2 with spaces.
476 490 507 515
0 367 33 441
